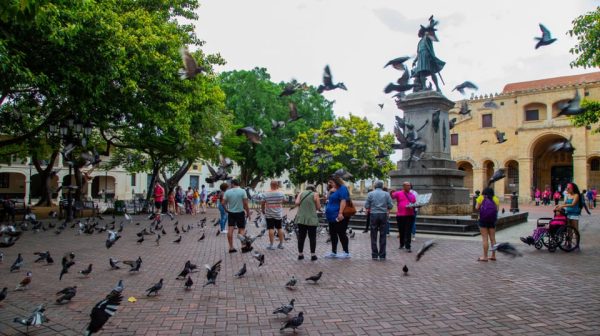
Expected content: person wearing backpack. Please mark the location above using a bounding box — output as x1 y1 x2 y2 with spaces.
476 187 499 262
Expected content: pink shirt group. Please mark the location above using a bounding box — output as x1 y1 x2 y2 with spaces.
392 190 416 216
154 184 165 202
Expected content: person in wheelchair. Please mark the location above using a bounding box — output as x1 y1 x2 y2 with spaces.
520 208 567 245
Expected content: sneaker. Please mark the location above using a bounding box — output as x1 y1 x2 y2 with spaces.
311 255 318 261
277 244 284 249
221 230 228 234
337 252 351 259
228 248 237 253
412 236 416 241
324 252 337 258
266 245 276 250
298 255 304 260
372 257 378 261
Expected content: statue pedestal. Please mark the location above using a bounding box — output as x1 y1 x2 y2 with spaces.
390 91 470 215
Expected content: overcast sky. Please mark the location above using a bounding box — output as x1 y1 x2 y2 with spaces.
192 0 598 155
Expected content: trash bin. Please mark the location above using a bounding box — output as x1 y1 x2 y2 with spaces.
510 192 519 214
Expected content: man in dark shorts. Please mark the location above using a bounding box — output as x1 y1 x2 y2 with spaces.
222 179 250 253
260 180 286 250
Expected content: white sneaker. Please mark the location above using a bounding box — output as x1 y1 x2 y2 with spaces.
324 252 337 258
221 230 228 234
337 252 351 259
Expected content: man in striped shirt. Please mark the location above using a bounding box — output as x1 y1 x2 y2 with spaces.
260 180 286 250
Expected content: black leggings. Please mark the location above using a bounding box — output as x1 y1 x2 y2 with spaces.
297 224 317 254
328 218 349 254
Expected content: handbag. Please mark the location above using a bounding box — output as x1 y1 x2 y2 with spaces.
342 199 357 218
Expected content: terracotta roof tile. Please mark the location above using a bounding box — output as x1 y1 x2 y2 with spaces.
502 72 600 94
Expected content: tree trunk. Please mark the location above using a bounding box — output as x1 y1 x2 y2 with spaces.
249 175 263 189
142 161 162 212
166 161 192 192
73 165 83 202
33 151 59 207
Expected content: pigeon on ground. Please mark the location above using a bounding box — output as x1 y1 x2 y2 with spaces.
317 65 347 93
273 299 295 315
402 265 409 276
492 242 523 257
177 266 192 280
85 281 123 335
285 276 297 290
173 236 182 244
198 232 205 241
16 272 32 290
109 258 121 270
146 279 163 296
488 169 506 187
79 264 93 277
123 256 142 272
56 286 77 304
60 254 76 280
203 260 222 287
234 263 247 278
216 229 220 236
416 240 435 261
10 253 23 272
534 23 557 49
136 236 144 244
452 81 478 95
0 287 7 303
184 276 193 290
280 312 304 332
305 271 323 283
179 47 205 79
557 91 583 116
161 227 167 235
105 231 120 249
156 234 161 245
13 304 48 333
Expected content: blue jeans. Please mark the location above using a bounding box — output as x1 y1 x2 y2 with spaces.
370 213 388 258
217 201 227 231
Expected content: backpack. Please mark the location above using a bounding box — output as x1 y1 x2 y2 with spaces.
479 197 497 224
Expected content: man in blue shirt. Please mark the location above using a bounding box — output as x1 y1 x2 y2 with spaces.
223 179 250 253
365 180 393 260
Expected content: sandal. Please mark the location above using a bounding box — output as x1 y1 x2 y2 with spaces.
477 257 488 262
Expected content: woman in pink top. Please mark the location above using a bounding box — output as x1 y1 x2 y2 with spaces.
153 183 165 215
391 182 416 252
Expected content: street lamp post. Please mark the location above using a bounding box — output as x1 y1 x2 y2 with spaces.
28 161 33 205
49 117 92 222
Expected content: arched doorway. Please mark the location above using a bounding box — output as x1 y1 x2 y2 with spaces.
531 134 573 194
457 161 474 193
505 160 519 194
483 160 495 191
588 157 600 189
92 175 116 200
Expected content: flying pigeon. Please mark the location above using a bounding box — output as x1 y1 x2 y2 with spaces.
317 65 347 93
495 130 507 144
273 299 295 315
487 169 506 187
288 102 302 122
105 230 120 249
123 256 142 272
236 126 262 144
253 252 265 267
452 81 478 95
384 56 411 69
534 23 557 49
85 282 123 335
492 242 523 257
173 236 182 244
458 101 471 116
203 260 222 287
179 47 205 79
416 240 435 261
557 91 583 116
548 135 575 153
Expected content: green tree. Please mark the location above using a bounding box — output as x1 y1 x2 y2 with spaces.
219 68 334 187
291 115 395 190
568 7 600 132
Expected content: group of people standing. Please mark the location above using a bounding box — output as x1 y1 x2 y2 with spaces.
153 184 208 216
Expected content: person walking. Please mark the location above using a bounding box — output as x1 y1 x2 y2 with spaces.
476 187 499 262
153 183 165 215
324 175 351 259
392 182 416 252
553 190 561 206
199 185 207 214
586 188 594 209
365 181 393 260
260 181 286 250
294 185 321 261
222 179 250 253
217 183 229 233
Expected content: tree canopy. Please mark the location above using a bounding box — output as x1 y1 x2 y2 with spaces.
219 68 335 187
290 115 395 188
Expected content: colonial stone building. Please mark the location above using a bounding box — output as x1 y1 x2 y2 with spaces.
450 72 600 202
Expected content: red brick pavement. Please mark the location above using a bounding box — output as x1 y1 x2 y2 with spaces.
0 208 599 335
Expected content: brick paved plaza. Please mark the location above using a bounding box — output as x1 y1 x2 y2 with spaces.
1 204 599 335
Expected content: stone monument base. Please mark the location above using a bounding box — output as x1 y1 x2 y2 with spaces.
390 157 471 215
